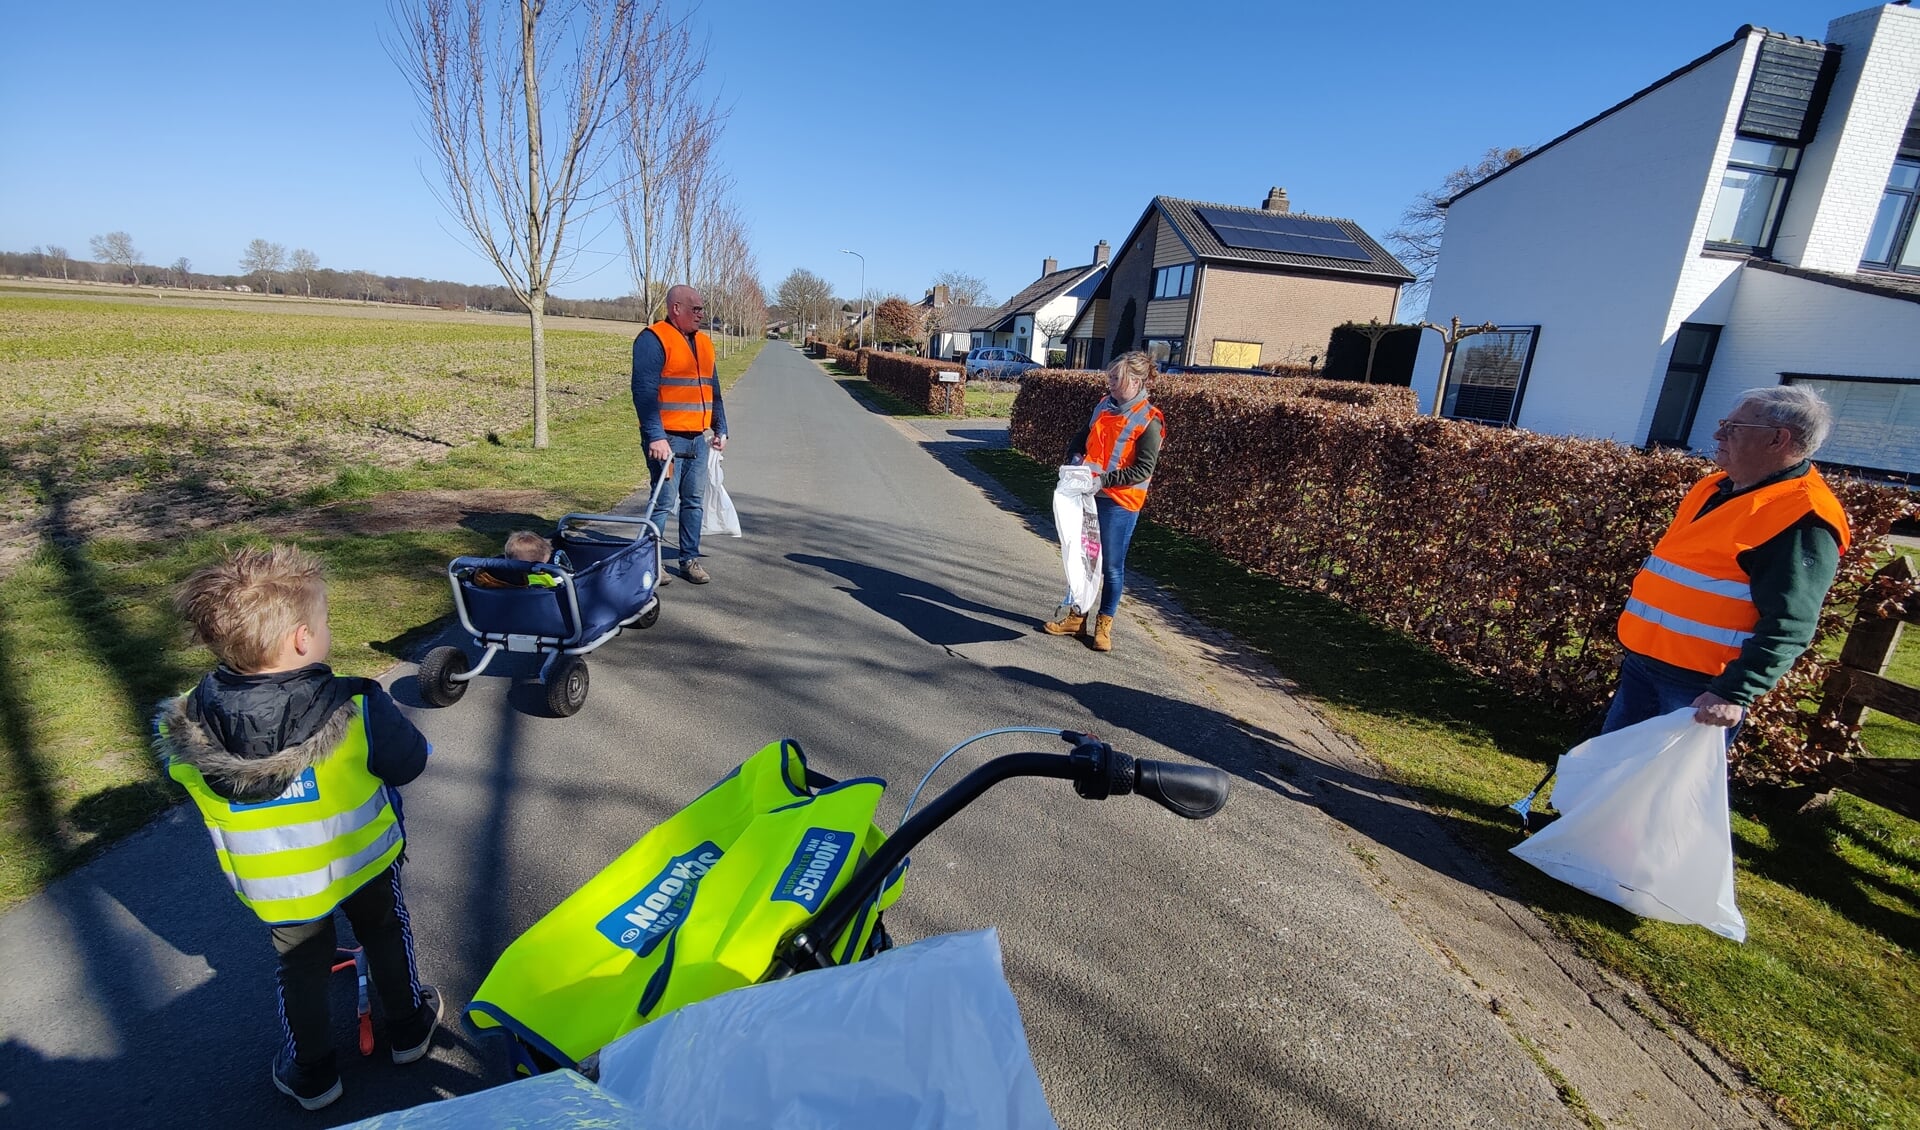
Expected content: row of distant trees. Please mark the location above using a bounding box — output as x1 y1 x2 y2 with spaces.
2 241 658 322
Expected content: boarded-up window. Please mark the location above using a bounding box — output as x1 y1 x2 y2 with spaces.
1212 340 1261 367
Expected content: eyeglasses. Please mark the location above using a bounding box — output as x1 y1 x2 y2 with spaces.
1715 419 1783 435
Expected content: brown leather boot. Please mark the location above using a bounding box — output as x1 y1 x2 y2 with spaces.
1090 614 1113 652
1043 610 1086 636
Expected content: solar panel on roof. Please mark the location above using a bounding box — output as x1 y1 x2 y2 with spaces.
1193 206 1374 263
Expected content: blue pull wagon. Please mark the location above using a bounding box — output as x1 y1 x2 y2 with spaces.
417 510 663 717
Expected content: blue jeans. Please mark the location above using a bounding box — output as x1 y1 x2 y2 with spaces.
1095 497 1140 618
1600 651 1712 734
647 433 710 562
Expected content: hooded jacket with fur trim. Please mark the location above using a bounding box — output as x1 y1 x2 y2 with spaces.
154 665 429 804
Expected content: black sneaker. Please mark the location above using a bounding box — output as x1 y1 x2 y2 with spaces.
390 985 444 1065
271 1050 342 1111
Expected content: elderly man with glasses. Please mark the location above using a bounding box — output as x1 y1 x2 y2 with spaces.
633 284 729 584
1605 385 1852 734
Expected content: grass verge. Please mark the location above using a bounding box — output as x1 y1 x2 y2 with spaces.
967 445 1919 1130
0 340 763 910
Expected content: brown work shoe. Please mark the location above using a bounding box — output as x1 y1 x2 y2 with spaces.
682 559 711 584
1090 614 1113 652
1042 611 1086 636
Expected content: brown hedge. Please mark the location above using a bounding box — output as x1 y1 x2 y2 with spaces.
1010 369 1910 781
866 351 965 415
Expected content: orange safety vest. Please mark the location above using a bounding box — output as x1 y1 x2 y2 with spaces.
1617 467 1850 675
648 320 717 434
1083 396 1165 512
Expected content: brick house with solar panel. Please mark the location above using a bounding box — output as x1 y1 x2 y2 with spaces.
1412 3 1920 476
1061 188 1413 370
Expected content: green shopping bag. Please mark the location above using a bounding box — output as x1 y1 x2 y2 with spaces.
468 740 906 1068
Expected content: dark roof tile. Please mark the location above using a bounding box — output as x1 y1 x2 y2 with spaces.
1154 196 1412 281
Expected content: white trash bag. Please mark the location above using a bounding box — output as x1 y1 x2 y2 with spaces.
703 447 742 537
595 929 1058 1129
1512 708 1746 941
1053 465 1101 614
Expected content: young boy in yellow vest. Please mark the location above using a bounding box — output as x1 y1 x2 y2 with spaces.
153 545 440 1110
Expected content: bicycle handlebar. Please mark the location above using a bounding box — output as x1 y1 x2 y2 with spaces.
768 733 1229 979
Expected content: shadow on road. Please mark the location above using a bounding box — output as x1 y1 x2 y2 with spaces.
789 553 1044 645
993 665 1529 898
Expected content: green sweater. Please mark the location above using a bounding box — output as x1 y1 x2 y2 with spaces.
1635 461 1843 706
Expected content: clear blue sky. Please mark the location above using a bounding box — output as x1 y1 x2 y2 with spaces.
0 0 1857 308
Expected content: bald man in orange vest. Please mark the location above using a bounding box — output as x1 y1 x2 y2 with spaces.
1605 385 1850 735
632 284 729 584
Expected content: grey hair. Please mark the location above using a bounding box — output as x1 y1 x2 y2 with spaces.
1732 385 1832 458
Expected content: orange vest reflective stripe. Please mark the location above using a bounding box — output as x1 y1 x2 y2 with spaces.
650 321 717 434
1084 396 1164 512
1617 467 1850 675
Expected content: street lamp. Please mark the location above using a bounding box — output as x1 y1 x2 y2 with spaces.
840 248 866 350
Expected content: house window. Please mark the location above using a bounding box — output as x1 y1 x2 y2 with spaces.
1144 337 1186 366
1441 327 1538 426
1705 137 1799 252
1862 158 1920 275
1152 263 1194 299
1646 324 1722 447
1783 374 1920 476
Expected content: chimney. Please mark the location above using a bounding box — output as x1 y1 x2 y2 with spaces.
932 284 950 307
1043 257 1058 275
1263 186 1290 212
1093 239 1110 266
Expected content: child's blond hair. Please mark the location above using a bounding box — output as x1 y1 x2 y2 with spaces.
175 544 327 673
503 530 552 563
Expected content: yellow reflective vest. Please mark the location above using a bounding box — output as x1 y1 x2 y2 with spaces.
161 695 405 926
469 739 906 1068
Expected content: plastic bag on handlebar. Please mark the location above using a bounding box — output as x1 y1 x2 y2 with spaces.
596 928 1057 1129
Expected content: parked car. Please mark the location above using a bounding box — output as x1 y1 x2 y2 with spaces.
965 347 1042 380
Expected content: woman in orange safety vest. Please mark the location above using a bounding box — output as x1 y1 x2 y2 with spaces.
1043 351 1165 653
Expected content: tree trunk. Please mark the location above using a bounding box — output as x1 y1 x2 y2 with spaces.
530 292 550 449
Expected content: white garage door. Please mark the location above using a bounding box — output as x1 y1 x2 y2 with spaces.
1789 377 1920 475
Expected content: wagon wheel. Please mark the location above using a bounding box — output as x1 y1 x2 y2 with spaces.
547 655 590 717
418 646 470 707
635 600 660 629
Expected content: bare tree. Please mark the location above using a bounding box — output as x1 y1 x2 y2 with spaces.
1387 146 1528 307
1036 313 1073 358
289 248 320 297
89 231 141 284
240 238 286 294
393 0 637 449
171 256 193 288
46 245 69 280
352 270 377 303
614 3 718 322
774 267 835 339
930 269 994 307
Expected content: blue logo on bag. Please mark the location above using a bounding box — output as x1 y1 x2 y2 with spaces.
597 842 722 955
770 828 854 909
229 767 321 812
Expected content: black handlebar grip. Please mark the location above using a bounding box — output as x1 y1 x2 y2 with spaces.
1132 759 1230 820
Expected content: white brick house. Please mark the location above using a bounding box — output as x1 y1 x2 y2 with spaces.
1412 2 1920 476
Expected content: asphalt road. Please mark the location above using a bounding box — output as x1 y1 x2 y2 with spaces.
0 344 1574 1128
